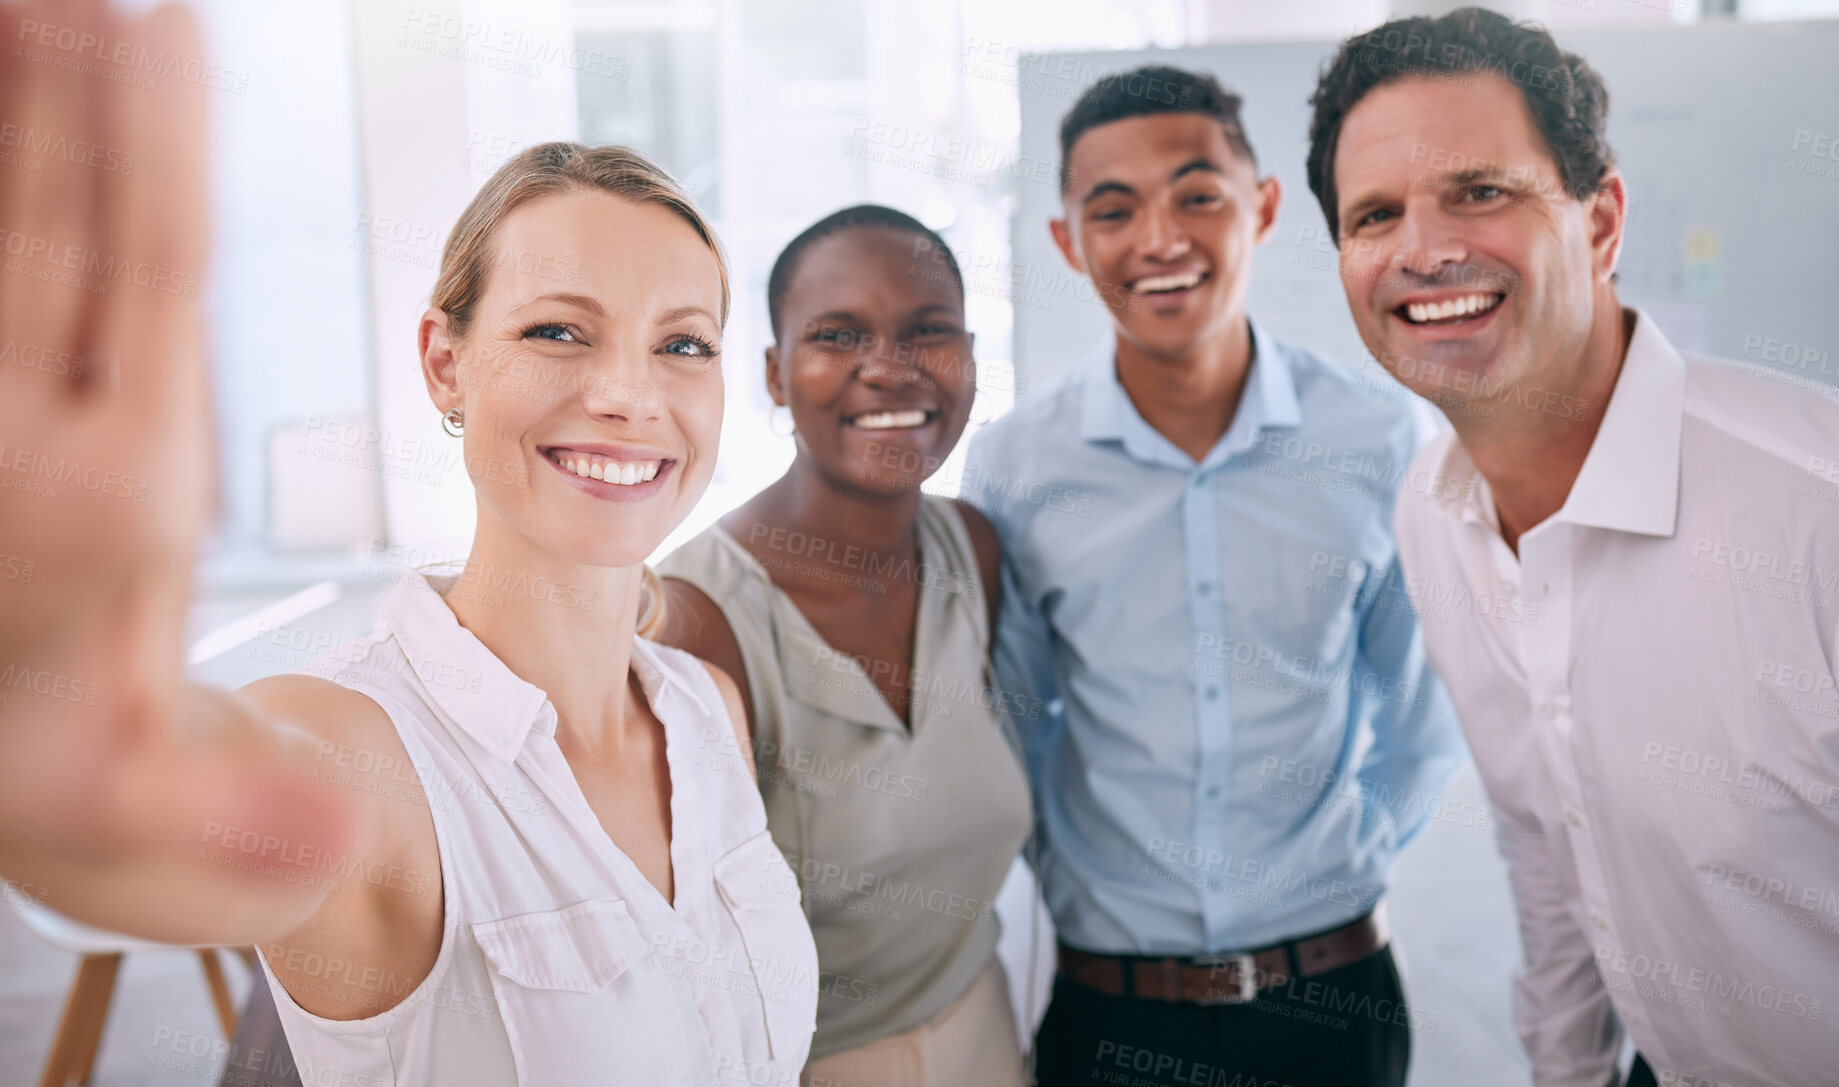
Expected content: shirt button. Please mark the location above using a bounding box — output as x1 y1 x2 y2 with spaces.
1205 785 1222 799
1543 581 1552 596
1565 808 1583 828
1592 911 1607 930
1196 581 1213 597
1204 685 1221 701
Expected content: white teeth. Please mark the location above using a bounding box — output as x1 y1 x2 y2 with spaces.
554 452 662 485
1132 271 1204 293
852 409 930 431
1404 293 1501 325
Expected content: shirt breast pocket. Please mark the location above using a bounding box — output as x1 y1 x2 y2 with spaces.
472 898 698 1086
713 831 819 1065
1241 534 1384 673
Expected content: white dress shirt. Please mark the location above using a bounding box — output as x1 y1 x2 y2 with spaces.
1395 311 1839 1087
261 572 819 1085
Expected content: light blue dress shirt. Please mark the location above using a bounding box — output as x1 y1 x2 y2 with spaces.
964 322 1467 956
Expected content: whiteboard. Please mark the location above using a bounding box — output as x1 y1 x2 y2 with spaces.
1011 21 1839 390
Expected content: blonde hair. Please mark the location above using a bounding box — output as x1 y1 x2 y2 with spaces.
636 566 666 641
433 142 730 335
434 141 724 637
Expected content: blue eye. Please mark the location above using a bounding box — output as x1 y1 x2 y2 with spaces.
665 334 719 358
523 323 577 342
1467 185 1502 202
1357 208 1395 228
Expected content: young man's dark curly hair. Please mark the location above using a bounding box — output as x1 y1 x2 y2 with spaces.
1305 7 1614 240
1058 64 1257 193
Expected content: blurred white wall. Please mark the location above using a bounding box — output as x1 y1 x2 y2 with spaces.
192 0 370 585
349 0 580 563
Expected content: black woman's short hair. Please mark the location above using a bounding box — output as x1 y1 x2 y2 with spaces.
766 205 964 341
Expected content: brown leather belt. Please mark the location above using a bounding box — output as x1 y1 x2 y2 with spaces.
1057 908 1389 1005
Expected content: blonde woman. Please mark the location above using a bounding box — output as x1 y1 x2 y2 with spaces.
12 139 819 1086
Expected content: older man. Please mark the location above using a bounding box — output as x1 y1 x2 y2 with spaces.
1310 9 1839 1086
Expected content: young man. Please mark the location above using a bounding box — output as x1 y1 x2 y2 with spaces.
965 65 1465 1087
1310 10 1839 1086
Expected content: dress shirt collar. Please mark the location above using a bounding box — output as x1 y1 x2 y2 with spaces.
1428 308 1685 540
1078 318 1302 463
380 570 711 763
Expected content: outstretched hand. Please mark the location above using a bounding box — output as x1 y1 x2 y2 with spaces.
0 0 356 937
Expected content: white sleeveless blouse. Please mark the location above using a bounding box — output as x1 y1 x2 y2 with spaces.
259 572 819 1086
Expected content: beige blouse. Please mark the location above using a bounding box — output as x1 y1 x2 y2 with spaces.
660 496 1031 1060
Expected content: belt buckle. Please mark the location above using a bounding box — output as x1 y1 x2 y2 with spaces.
1193 951 1259 1005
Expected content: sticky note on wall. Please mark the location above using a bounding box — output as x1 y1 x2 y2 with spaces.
1682 227 1723 300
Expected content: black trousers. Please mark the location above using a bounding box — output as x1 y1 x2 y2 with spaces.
1034 946 1411 1087
1627 1054 1657 1087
